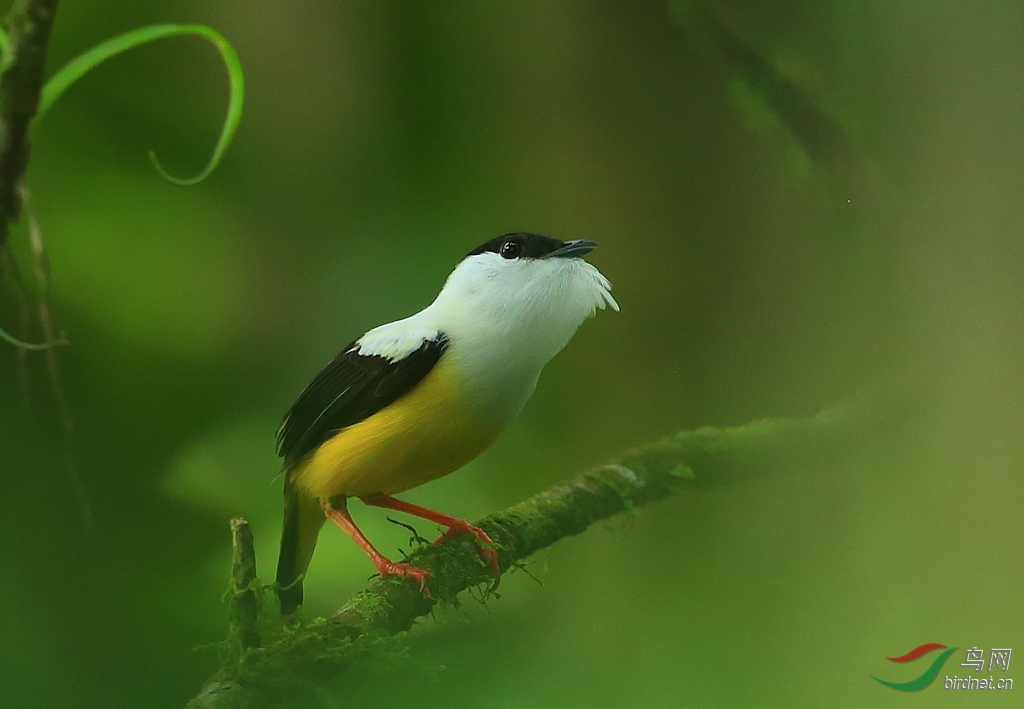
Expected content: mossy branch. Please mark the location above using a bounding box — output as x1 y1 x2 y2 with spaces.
186 400 883 709
0 0 58 246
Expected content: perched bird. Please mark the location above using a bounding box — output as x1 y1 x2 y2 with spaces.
275 232 618 614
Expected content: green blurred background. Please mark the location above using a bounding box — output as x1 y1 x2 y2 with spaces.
1 1 1021 707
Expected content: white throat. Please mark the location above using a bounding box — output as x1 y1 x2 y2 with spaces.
424 252 617 420
354 250 618 428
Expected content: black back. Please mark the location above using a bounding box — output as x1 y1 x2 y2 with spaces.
277 334 450 466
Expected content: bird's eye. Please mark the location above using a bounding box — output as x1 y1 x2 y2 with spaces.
500 239 524 259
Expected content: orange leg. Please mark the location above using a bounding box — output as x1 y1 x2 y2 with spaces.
361 493 500 577
322 496 432 594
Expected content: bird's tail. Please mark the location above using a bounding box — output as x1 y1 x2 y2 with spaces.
276 481 326 615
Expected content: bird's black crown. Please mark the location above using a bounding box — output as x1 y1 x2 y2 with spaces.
466 232 564 260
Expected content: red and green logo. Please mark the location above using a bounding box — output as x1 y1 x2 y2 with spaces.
872 643 959 691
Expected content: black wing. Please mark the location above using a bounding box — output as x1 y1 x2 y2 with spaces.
277 334 450 466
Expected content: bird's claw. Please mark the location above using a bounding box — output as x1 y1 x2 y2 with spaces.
434 521 501 578
377 561 433 596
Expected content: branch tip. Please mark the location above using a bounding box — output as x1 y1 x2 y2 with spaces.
229 517 261 652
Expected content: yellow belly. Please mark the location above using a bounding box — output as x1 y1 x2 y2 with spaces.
289 361 499 499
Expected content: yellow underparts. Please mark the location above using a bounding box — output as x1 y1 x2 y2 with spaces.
290 362 499 500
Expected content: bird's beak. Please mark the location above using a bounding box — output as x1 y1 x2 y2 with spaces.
546 239 598 259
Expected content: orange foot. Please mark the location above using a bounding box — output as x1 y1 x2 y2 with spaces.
376 560 433 596
435 520 500 577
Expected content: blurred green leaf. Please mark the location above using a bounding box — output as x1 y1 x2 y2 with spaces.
0 25 10 68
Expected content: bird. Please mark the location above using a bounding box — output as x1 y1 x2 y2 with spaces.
274 232 618 614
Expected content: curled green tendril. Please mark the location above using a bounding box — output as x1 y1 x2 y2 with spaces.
35 24 244 185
